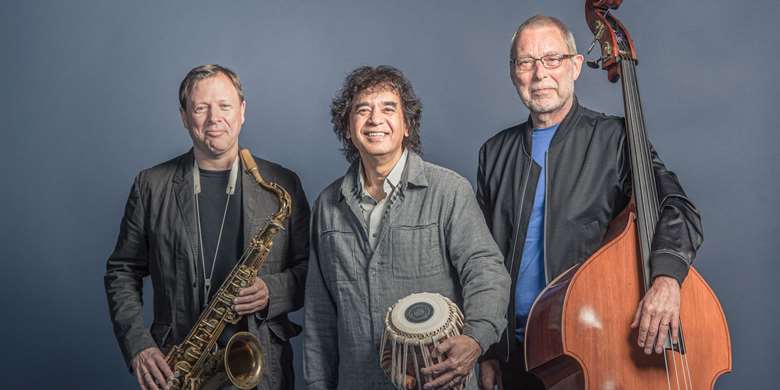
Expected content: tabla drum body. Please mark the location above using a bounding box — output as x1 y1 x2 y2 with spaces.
380 292 469 390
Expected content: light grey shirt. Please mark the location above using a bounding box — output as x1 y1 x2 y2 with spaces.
357 149 407 249
304 151 510 390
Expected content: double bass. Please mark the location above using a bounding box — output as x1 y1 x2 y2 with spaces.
523 1 732 388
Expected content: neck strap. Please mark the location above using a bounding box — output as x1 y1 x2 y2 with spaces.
193 155 240 195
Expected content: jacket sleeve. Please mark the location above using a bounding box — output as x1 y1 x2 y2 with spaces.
258 173 311 320
104 174 156 369
617 138 704 285
445 176 510 354
476 143 493 226
303 198 339 390
476 143 502 361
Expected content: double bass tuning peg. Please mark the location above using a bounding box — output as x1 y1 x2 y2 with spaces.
587 37 599 55
587 58 603 69
586 35 603 69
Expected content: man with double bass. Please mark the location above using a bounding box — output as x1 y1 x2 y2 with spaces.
476 15 703 389
105 64 310 390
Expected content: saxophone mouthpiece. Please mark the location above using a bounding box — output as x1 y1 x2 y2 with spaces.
240 149 258 173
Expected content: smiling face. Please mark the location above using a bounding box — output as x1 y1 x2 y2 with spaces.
180 72 246 160
347 86 409 164
511 24 583 123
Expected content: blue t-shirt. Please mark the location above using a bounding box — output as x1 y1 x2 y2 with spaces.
515 124 558 341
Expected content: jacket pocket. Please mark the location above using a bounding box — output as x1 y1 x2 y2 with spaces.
390 223 444 279
320 230 358 282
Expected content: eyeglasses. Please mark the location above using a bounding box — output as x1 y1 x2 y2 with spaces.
511 53 578 72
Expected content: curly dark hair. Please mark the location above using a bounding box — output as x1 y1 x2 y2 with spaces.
330 65 423 163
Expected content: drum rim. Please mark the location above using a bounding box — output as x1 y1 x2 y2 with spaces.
383 292 464 341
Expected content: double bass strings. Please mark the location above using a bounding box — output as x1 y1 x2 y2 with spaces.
622 58 694 390
622 59 677 390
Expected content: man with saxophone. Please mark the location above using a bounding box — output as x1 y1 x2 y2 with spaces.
105 64 310 390
303 65 510 390
476 16 703 389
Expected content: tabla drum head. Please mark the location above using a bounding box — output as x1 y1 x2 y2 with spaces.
389 292 453 336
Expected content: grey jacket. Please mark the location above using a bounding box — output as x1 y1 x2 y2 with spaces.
104 150 310 390
303 151 510 390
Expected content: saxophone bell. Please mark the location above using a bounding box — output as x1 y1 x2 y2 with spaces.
223 331 264 389
190 331 264 390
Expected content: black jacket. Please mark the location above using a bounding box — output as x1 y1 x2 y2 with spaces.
476 99 703 361
104 150 310 390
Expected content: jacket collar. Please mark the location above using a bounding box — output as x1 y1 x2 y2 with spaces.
171 150 201 312
519 95 583 157
172 148 195 185
339 149 428 202
172 151 198 254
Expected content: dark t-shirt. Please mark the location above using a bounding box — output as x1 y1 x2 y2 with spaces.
197 168 243 295
197 168 247 340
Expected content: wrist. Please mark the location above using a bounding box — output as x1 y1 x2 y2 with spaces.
653 275 679 287
463 334 482 353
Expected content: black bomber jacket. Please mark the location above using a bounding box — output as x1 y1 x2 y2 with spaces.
476 98 703 361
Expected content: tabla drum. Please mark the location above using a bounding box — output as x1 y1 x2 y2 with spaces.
379 292 469 390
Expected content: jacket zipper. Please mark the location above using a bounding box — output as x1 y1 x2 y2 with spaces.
543 152 550 283
505 160 532 360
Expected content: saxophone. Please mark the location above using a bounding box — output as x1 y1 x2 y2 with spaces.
165 148 292 390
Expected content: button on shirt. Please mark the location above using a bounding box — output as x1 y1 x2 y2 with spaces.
357 149 407 250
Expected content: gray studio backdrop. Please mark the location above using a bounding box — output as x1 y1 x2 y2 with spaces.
1 0 777 388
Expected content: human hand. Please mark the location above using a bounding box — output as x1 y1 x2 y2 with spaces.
233 276 269 315
631 275 681 354
131 347 173 390
420 335 481 389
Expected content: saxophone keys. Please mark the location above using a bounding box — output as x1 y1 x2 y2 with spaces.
185 348 201 360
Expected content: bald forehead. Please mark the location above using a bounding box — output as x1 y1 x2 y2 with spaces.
518 25 568 49
513 24 570 57
518 21 568 42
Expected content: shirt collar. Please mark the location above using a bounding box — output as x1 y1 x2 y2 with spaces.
357 149 408 200
340 149 428 202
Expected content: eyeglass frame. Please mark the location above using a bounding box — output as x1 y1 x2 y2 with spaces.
510 53 579 72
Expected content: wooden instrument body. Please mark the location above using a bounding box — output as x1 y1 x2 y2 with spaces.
524 203 731 389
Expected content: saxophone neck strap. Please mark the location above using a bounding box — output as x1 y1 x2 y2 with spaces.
192 156 240 302
193 155 240 195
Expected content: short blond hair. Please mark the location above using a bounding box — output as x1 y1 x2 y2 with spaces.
178 64 244 111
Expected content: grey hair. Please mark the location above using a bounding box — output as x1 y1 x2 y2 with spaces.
510 15 578 59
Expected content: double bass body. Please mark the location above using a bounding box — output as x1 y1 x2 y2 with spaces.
525 204 732 389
